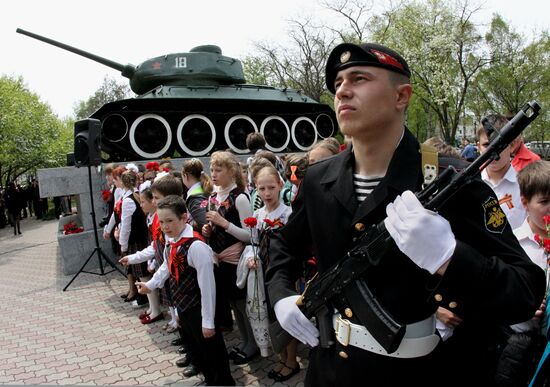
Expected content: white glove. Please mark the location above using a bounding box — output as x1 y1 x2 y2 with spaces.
274 295 319 347
384 190 456 274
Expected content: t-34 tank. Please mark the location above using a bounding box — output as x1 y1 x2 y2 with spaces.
17 28 337 162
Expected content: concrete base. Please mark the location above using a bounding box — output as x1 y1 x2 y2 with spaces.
57 228 119 276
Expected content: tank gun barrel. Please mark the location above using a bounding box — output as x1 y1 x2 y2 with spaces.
16 28 135 78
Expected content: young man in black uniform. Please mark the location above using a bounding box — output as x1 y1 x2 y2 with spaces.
265 42 546 386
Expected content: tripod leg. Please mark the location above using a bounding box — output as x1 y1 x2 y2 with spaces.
98 248 126 277
63 248 98 291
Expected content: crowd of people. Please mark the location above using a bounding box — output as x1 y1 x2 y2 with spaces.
0 179 74 236
0 179 48 235
88 41 549 387
99 134 340 385
96 118 549 386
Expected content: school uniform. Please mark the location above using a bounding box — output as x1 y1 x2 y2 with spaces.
185 182 208 232
128 212 171 306
146 224 234 386
113 189 148 277
209 186 249 327
266 128 546 387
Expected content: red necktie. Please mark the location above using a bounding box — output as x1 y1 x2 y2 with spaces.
151 213 162 248
168 238 190 283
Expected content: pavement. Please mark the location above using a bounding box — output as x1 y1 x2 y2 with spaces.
0 217 308 386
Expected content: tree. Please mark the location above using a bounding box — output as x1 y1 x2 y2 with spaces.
0 75 72 186
370 0 490 144
250 18 336 102
73 75 132 119
469 18 550 142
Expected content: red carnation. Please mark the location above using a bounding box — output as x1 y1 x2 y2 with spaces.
244 217 258 228
146 161 160 171
544 238 550 255
101 189 111 202
263 218 276 228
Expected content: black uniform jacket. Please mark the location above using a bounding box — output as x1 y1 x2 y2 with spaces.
266 129 545 328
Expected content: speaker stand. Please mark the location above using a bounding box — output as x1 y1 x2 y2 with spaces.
64 165 126 291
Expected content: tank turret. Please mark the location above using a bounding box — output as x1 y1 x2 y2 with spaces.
17 28 337 161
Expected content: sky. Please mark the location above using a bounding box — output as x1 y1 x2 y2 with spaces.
2 0 548 119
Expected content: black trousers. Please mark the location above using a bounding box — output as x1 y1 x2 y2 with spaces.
305 342 441 387
178 305 235 386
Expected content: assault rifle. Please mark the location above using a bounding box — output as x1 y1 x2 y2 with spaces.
269 101 541 354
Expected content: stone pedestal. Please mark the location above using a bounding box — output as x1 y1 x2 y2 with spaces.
37 165 118 275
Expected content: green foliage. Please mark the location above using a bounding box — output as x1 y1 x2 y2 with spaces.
0 75 72 185
370 0 488 143
73 75 132 119
469 22 550 142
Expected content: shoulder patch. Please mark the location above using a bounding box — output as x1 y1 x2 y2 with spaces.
482 197 507 233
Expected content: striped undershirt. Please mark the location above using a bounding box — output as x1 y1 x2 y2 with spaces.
353 174 383 202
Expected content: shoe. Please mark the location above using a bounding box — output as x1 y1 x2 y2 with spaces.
166 325 179 333
268 362 286 379
232 348 259 365
131 298 149 309
176 354 193 368
141 314 164 324
138 311 150 320
227 347 241 361
124 294 138 302
182 364 199 378
162 323 170 331
178 344 189 354
120 293 129 299
171 338 184 346
273 363 300 382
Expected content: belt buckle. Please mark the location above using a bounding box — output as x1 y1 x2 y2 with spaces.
335 316 351 346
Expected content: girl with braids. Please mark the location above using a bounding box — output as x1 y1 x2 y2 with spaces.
202 151 259 365
181 158 213 233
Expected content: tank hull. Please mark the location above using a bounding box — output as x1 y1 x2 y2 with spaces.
93 84 337 161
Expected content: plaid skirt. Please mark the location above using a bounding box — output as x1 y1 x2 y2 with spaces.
123 242 148 278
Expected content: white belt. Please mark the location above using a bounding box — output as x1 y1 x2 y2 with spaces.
333 313 440 358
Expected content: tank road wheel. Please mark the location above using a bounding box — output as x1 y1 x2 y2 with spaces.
315 113 335 139
129 114 172 159
102 114 128 143
291 117 318 151
176 115 216 157
260 116 290 153
224 115 258 154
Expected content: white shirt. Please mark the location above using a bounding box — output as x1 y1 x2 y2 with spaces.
511 218 547 332
145 224 216 329
481 165 526 230
118 189 137 252
127 213 156 265
253 203 292 230
103 186 124 234
103 188 137 251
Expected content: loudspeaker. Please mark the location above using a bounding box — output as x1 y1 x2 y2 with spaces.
74 118 101 167
66 153 75 166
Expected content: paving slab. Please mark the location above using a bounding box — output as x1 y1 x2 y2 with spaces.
0 217 308 386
